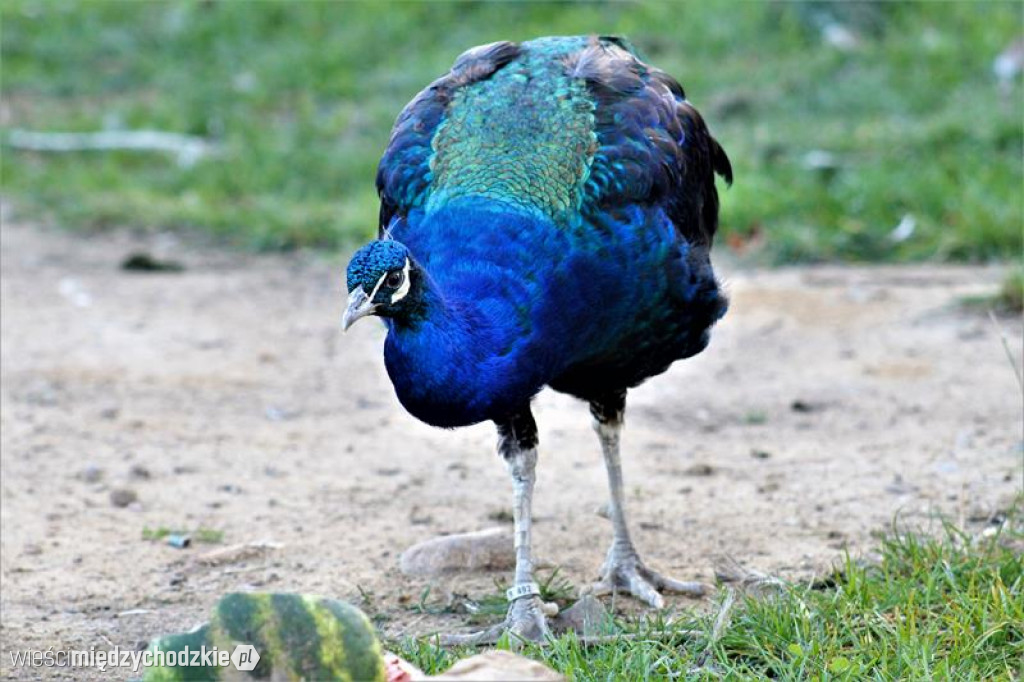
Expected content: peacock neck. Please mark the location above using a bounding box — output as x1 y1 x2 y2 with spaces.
383 285 534 427
379 200 569 426
385 263 517 375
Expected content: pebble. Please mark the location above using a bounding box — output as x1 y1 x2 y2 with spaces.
109 488 138 508
265 405 301 422
399 527 514 577
408 506 433 525
684 463 715 477
550 595 610 637
791 399 824 413
77 465 104 483
487 509 514 524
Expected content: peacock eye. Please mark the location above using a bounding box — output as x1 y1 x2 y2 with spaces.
385 270 404 288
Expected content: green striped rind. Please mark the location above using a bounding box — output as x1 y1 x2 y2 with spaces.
316 597 386 682
143 593 385 682
210 592 278 678
143 624 218 682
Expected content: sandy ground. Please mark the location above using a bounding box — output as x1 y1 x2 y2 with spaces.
1 217 1021 680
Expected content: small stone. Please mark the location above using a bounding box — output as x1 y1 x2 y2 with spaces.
110 488 138 508
884 475 915 495
487 509 514 524
790 400 820 413
399 528 514 577
265 405 300 421
120 252 184 272
355 397 382 410
77 465 104 483
550 595 610 637
409 506 432 525
683 463 715 477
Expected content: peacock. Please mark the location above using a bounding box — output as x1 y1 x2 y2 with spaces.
343 35 732 642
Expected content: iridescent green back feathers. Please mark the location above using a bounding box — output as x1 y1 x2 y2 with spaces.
377 35 732 245
428 36 596 220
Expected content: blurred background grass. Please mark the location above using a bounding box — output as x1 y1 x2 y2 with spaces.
1 1 1021 263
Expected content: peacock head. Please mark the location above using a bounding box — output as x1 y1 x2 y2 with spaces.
342 240 420 331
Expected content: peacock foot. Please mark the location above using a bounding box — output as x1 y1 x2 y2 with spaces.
584 546 709 608
439 594 552 647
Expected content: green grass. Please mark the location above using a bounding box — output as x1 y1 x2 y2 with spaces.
2 2 1021 261
391 509 1024 680
1000 267 1024 312
962 265 1024 315
141 525 224 544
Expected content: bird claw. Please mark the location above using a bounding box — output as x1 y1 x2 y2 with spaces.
584 549 708 608
438 595 551 647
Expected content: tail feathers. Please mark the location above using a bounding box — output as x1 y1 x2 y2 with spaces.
711 137 733 186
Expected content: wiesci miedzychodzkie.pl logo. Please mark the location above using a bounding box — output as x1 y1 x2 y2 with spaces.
230 644 260 671
7 643 261 674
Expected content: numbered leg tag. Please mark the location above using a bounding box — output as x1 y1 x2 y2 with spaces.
506 582 541 602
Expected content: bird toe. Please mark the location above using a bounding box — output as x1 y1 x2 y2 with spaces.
587 551 706 607
628 574 665 609
647 570 710 597
439 595 550 646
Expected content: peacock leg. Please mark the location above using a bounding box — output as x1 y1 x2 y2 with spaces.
584 392 709 608
441 408 551 645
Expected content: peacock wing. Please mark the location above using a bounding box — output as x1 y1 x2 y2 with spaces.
576 37 733 247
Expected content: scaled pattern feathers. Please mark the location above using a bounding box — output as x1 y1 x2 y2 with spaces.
377 35 731 244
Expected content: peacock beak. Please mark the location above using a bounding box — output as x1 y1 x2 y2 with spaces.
341 288 375 332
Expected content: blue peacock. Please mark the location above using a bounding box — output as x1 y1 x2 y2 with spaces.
343 35 732 642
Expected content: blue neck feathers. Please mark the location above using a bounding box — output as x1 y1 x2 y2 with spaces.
382 200 559 426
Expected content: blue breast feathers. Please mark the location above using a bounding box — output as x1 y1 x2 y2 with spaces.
379 198 724 427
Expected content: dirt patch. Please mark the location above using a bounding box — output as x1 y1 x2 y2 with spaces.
1 220 1020 679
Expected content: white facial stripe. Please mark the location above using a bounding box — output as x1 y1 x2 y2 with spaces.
368 269 388 302
390 259 412 304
